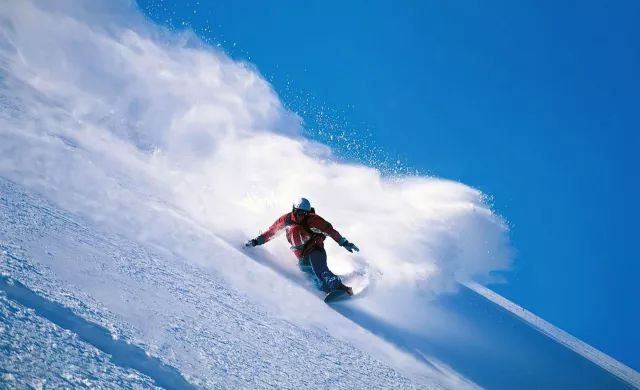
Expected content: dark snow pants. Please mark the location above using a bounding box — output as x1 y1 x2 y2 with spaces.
298 248 341 292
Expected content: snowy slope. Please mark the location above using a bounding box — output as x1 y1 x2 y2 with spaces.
0 178 463 389
3 179 638 389
0 290 159 390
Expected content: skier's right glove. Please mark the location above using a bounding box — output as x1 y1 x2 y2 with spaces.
339 237 359 253
244 236 265 248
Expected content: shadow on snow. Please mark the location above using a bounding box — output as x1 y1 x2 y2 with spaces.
240 246 631 390
0 276 196 390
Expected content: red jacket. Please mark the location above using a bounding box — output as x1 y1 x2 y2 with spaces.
258 208 343 259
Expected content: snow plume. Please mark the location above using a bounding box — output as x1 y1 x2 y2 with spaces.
0 0 509 339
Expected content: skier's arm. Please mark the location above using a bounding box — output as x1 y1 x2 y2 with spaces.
307 215 342 242
309 216 359 252
245 214 288 248
338 237 359 253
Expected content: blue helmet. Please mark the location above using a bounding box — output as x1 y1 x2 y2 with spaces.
293 197 311 212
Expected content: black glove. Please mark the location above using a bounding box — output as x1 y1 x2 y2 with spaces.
339 237 359 253
244 236 264 248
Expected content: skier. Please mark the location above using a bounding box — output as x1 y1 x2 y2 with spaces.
244 198 359 295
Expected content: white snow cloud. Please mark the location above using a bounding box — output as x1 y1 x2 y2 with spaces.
0 0 510 327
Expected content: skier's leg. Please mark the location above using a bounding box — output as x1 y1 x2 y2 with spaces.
298 256 324 289
307 249 342 292
298 255 311 271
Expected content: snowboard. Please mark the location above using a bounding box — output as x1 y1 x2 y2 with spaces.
324 289 350 303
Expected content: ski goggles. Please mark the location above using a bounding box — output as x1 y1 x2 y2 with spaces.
293 208 310 217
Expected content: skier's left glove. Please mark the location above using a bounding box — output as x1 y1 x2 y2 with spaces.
244 236 265 248
339 237 359 253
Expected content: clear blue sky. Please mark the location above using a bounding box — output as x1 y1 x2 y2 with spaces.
137 0 640 369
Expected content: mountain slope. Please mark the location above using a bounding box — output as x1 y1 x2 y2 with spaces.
0 178 459 389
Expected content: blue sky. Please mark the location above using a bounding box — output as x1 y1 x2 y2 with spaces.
137 0 639 368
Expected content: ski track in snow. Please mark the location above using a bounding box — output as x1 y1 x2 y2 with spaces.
0 275 194 390
0 178 446 389
0 292 159 390
465 282 640 389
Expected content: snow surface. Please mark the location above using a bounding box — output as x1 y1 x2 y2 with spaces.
3 179 638 389
0 290 159 390
0 178 462 389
